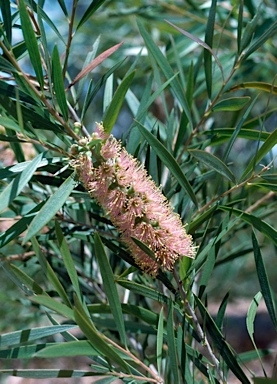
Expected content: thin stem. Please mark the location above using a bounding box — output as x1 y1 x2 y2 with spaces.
108 370 162 383
192 165 269 218
0 40 80 142
62 0 78 79
104 335 163 383
177 55 244 163
173 269 226 383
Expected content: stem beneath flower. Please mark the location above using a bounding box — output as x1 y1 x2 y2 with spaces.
173 269 226 383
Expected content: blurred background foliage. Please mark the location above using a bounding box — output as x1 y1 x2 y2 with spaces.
0 0 277 383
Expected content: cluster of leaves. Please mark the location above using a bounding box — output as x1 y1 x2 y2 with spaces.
0 0 277 383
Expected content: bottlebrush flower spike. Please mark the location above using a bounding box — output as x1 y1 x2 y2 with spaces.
71 123 195 276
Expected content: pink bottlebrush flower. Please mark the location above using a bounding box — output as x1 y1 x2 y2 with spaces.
71 123 195 276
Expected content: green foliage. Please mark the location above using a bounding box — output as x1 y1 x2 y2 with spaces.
0 1 277 383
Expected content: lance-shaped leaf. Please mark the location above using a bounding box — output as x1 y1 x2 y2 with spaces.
166 20 224 82
211 96 251 112
228 81 277 95
204 0 217 98
137 122 198 206
137 19 193 130
0 325 76 348
23 173 77 243
195 296 250 383
94 232 127 346
18 0 44 89
0 153 43 214
35 340 99 358
240 128 277 181
252 230 277 330
246 291 266 375
220 206 277 246
189 149 236 183
103 71 135 134
52 45 68 120
73 293 129 371
67 42 123 90
31 237 71 307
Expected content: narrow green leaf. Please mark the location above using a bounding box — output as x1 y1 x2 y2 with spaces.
237 0 244 54
76 0 106 30
166 20 224 83
57 0 68 16
223 94 259 163
18 0 44 89
1 261 45 296
23 173 76 243
157 307 164 375
0 344 51 359
94 232 127 346
0 369 100 379
117 279 170 305
229 81 277 95
131 236 156 261
240 128 277 181
37 4 66 46
30 295 74 320
0 153 43 214
81 58 126 121
253 379 277 384
31 237 71 307
195 296 251 383
243 20 277 61
167 300 180 383
198 246 216 298
252 231 277 330
239 4 262 54
0 0 12 43
35 340 98 358
52 45 68 120
246 291 266 374
0 325 76 348
137 19 193 130
74 299 129 371
220 206 277 246
103 70 135 134
137 123 198 206
55 221 81 300
215 292 230 330
189 149 236 183
204 0 217 98
212 96 251 112
88 303 159 327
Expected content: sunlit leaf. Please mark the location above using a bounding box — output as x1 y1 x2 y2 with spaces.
0 325 76 348
35 340 99 358
103 70 135 133
246 291 266 374
23 173 77 243
189 149 236 183
212 96 250 112
0 153 43 214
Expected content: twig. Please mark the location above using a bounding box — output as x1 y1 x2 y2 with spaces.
173 269 226 383
104 335 164 383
